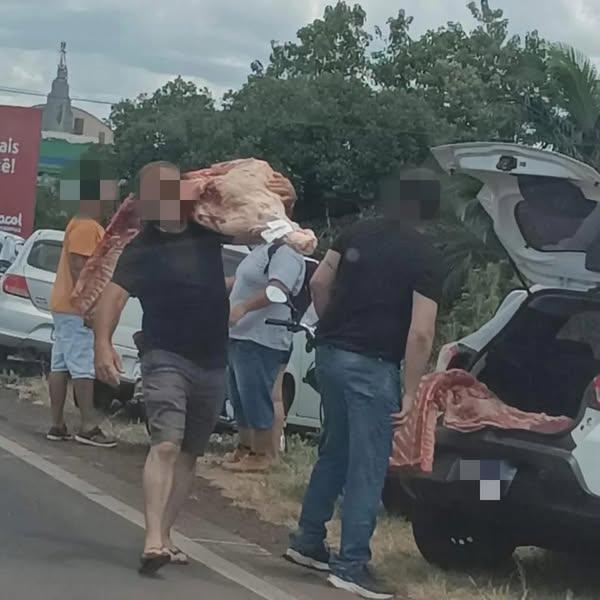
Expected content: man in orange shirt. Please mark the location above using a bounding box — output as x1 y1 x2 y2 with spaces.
47 196 117 447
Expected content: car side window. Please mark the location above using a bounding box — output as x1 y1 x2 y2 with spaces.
27 241 63 273
222 248 245 278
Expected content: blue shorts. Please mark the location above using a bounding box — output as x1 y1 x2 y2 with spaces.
228 339 289 430
50 313 95 380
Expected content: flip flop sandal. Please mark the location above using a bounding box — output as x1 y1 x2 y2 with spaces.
139 549 171 575
167 546 190 565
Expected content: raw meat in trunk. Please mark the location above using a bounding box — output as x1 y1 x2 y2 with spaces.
391 369 573 473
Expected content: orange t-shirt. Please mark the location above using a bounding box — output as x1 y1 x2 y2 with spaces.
50 217 105 315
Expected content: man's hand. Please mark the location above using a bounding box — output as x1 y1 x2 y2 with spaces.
95 343 123 387
392 394 416 427
229 304 248 327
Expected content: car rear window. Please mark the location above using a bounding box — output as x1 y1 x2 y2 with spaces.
27 240 63 273
515 175 600 259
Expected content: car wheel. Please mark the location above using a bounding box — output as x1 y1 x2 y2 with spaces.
412 503 515 570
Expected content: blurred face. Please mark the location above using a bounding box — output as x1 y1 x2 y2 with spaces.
138 165 183 226
68 179 117 222
79 199 103 220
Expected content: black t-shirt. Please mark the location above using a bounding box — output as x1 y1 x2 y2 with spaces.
112 223 230 368
316 218 444 365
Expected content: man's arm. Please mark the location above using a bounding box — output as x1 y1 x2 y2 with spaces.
395 292 438 423
225 276 236 293
310 250 341 319
229 279 288 326
94 282 129 386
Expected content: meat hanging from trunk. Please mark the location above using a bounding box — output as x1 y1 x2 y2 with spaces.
390 369 574 473
71 158 317 315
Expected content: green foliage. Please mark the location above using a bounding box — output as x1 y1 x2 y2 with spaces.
224 74 450 219
34 185 76 231
436 261 519 351
267 2 372 80
529 44 600 168
37 0 595 307
108 76 219 179
373 2 548 142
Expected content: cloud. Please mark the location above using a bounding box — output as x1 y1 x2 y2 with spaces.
2 0 600 122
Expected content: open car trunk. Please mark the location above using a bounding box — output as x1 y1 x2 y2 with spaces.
469 290 600 427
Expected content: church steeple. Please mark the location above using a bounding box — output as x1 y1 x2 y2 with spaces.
57 41 68 80
41 41 74 133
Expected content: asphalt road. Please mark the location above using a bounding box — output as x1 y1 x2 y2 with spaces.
0 447 261 600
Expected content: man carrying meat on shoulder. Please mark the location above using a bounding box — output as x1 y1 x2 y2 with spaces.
93 161 296 575
285 180 444 600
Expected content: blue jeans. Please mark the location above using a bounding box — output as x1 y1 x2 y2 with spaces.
290 345 400 576
228 339 289 430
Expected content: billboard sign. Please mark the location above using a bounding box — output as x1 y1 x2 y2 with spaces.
0 105 43 238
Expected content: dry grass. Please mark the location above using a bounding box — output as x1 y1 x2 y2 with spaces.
199 436 596 600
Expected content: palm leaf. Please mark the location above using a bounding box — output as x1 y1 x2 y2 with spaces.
549 44 600 134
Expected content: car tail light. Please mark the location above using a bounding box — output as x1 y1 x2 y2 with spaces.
2 274 30 299
436 343 459 372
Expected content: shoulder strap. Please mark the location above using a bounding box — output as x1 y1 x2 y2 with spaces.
263 244 281 275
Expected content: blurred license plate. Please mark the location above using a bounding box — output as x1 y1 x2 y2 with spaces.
459 459 517 501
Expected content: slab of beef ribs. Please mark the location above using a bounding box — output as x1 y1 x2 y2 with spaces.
71 193 139 316
390 369 574 473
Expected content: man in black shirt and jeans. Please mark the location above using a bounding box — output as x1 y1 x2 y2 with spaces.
94 161 295 573
286 187 443 599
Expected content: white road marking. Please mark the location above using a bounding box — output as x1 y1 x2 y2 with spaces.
191 538 271 553
0 433 296 600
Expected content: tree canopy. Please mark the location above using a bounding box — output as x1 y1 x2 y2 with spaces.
92 0 599 300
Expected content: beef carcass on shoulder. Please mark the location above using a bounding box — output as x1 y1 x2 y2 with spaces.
71 158 317 315
181 158 317 254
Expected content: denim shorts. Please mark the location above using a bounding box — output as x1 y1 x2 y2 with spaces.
50 313 95 379
228 339 289 430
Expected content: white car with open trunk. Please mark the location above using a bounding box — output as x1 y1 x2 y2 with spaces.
381 142 600 570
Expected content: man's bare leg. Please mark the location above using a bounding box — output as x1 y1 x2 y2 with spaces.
223 426 252 467
72 378 97 432
161 451 197 550
143 441 180 553
48 371 69 427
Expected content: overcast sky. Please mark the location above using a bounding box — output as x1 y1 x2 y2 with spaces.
1 0 599 121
